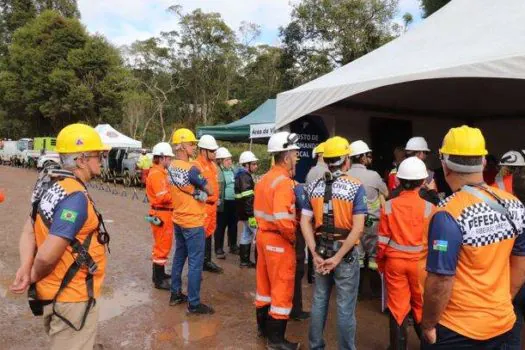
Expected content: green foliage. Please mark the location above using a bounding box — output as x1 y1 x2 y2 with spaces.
220 141 271 174
0 11 128 135
279 0 400 88
421 0 450 18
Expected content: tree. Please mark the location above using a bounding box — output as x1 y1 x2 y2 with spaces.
279 0 400 88
421 0 450 18
402 12 413 32
0 10 129 135
173 8 238 126
0 0 80 62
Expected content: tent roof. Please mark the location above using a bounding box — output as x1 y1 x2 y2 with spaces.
197 99 276 141
94 124 142 149
276 0 525 128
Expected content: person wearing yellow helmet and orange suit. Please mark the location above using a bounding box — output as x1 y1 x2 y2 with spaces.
146 142 175 290
420 126 525 349
167 128 215 314
195 134 223 274
301 136 367 350
376 156 435 349
10 123 110 350
254 131 301 349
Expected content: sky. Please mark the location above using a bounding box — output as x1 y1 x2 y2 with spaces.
78 0 423 48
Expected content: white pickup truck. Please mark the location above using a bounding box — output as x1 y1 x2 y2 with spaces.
37 152 61 170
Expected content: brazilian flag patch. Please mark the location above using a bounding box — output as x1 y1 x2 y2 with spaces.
433 240 448 252
60 209 78 223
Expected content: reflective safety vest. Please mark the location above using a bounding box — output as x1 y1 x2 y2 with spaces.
168 159 205 228
492 174 513 194
254 165 297 243
377 190 434 260
421 185 525 340
34 177 106 303
305 173 363 237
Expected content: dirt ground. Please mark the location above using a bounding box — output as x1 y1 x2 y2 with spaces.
0 166 420 349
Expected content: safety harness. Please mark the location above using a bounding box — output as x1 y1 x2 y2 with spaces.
28 169 110 331
311 172 353 259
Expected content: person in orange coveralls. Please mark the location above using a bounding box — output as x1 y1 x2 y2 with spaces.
377 157 435 349
254 131 301 349
146 142 175 290
195 134 223 274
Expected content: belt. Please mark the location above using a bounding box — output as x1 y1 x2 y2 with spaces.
151 206 173 212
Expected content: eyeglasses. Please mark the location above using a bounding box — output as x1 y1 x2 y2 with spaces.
81 153 103 161
283 133 299 149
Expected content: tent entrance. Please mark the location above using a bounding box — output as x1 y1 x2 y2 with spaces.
369 117 412 178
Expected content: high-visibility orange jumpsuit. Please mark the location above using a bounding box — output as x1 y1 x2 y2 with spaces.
254 165 297 320
491 173 513 194
196 155 219 237
377 190 434 325
146 164 174 265
0 190 4 203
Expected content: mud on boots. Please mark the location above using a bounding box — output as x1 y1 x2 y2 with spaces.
146 142 176 290
254 132 301 349
235 151 259 268
196 135 223 274
168 128 214 314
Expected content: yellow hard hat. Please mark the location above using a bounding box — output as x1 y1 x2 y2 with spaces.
313 142 325 155
55 123 110 154
439 125 488 156
323 136 351 158
172 128 197 144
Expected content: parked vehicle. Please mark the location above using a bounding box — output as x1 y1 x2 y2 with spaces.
0 138 32 166
19 137 57 168
37 152 61 170
101 147 144 186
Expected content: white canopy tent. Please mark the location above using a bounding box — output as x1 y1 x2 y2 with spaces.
276 0 525 129
94 124 142 149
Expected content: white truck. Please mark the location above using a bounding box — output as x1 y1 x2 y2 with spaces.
37 152 61 170
0 140 25 165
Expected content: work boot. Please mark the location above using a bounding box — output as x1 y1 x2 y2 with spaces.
388 313 408 350
256 305 270 338
290 311 310 321
204 237 223 273
229 244 240 255
188 303 215 315
216 248 226 260
153 264 170 290
240 244 256 268
169 291 188 306
266 316 300 350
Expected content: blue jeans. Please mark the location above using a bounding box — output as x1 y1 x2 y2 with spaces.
502 285 525 350
171 225 205 307
239 221 255 245
421 323 511 349
309 249 360 350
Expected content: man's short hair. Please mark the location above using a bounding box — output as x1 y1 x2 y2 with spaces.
60 153 82 170
444 154 484 173
399 178 425 191
273 151 287 164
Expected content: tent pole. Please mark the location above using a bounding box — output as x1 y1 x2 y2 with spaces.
250 138 253 151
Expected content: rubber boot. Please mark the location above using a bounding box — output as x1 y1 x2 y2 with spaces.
266 316 300 350
240 244 256 268
388 313 408 350
256 305 270 338
203 237 224 274
153 263 170 290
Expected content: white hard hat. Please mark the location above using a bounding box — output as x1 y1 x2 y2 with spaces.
239 151 258 164
349 140 372 157
267 132 300 153
397 157 429 180
405 137 430 152
500 150 525 167
152 142 174 157
198 135 219 151
215 147 232 159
